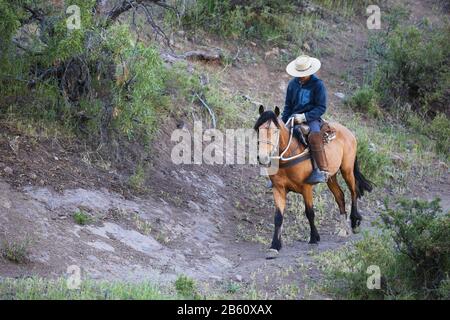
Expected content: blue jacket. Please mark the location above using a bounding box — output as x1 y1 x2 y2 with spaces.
281 75 327 123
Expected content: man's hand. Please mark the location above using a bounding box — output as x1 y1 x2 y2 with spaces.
294 113 306 124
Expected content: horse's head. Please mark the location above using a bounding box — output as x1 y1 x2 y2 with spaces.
254 105 281 165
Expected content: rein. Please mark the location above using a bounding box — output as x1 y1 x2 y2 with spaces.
270 117 309 162
258 116 310 167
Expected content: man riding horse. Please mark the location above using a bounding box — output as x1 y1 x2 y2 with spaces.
255 55 373 257
284 55 328 184
272 55 329 185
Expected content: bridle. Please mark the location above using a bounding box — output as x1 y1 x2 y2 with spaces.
258 117 310 162
258 123 281 159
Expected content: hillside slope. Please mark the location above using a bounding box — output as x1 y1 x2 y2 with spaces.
0 0 448 299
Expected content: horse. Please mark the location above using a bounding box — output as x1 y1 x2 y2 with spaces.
254 105 373 258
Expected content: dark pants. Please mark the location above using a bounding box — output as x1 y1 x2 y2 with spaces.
308 119 322 133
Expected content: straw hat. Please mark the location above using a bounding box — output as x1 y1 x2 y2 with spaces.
286 55 321 77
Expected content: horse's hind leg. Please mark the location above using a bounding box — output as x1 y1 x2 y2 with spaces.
341 168 362 232
302 185 320 244
327 175 346 217
327 175 351 237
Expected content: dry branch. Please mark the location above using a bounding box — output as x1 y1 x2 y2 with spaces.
183 50 222 63
105 0 176 26
161 49 223 64
195 93 216 129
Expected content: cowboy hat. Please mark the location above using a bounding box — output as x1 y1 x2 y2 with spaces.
286 55 321 77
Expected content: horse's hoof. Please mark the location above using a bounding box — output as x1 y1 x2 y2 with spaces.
308 239 319 245
266 249 279 259
352 226 361 234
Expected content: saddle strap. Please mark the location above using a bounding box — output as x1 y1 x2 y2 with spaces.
279 152 311 169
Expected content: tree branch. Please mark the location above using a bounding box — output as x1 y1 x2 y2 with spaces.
139 3 171 48
104 0 177 27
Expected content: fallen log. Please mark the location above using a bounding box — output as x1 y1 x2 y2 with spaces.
183 50 222 63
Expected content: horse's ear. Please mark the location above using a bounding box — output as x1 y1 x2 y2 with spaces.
259 105 265 115
274 106 280 117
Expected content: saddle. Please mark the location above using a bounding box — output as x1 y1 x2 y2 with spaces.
295 121 336 146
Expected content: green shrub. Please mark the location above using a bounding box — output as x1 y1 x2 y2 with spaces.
364 16 450 158
174 275 199 298
426 114 450 157
72 210 92 225
1 238 31 264
128 165 146 191
179 0 291 39
114 43 168 141
0 2 176 143
372 23 450 116
177 0 326 48
318 198 450 299
356 134 391 185
346 86 382 118
408 113 450 157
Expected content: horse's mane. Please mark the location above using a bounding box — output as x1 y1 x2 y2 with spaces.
253 111 280 131
292 126 307 147
254 111 308 147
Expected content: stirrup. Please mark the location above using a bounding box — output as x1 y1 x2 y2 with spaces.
305 168 329 185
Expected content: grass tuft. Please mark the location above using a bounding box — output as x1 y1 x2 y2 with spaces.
1 238 31 264
72 210 93 226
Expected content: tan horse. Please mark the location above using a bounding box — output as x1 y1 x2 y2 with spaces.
254 106 373 258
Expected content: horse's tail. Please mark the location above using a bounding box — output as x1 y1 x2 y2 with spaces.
353 157 374 199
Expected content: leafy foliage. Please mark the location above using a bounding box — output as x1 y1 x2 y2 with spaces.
356 11 450 157
0 1 173 145
372 24 450 117
1 238 31 264
346 86 381 118
177 0 327 50
356 134 391 185
72 209 92 225
174 275 200 299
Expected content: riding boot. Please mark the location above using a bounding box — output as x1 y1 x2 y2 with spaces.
305 132 329 185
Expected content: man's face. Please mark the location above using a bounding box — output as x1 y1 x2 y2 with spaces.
299 76 311 84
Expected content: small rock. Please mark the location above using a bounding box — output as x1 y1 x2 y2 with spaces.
30 173 37 180
9 136 20 155
334 92 346 99
3 167 13 175
391 154 406 166
235 274 243 282
438 161 448 169
302 42 311 52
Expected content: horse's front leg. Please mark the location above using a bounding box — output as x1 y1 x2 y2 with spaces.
267 187 286 259
302 185 320 244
